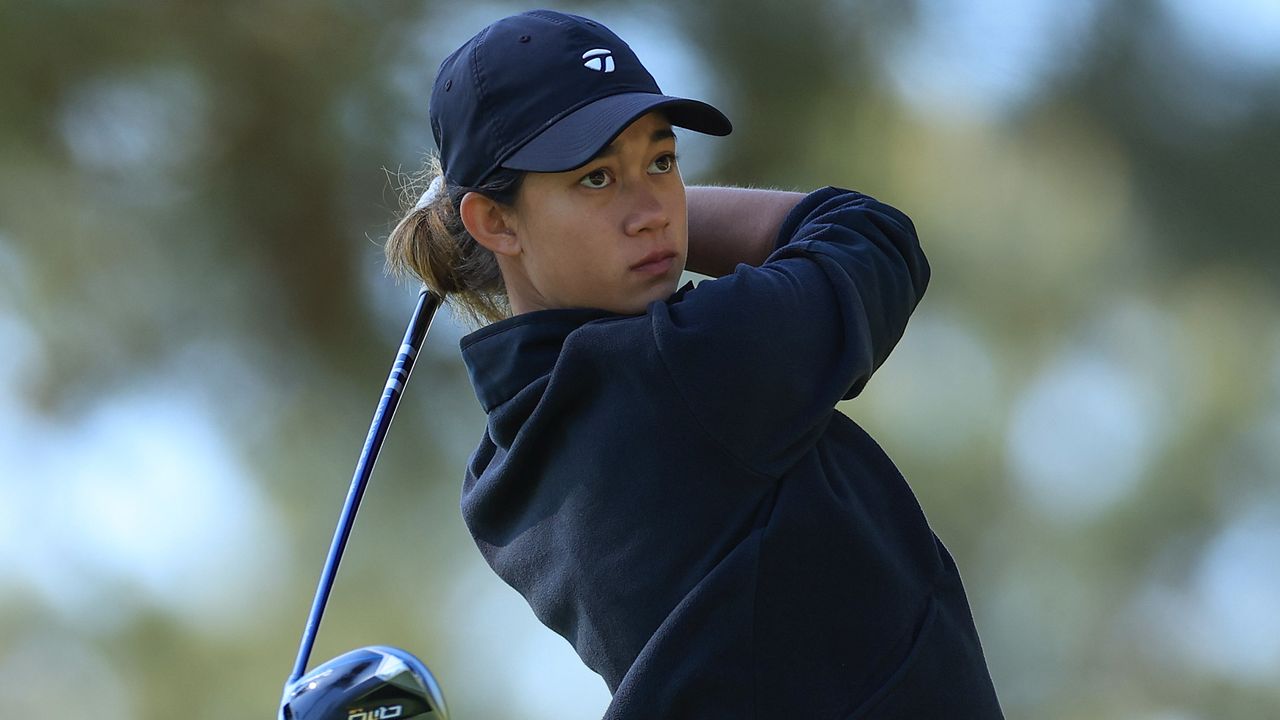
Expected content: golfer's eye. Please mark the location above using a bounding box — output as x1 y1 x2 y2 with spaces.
579 168 613 189
648 153 677 174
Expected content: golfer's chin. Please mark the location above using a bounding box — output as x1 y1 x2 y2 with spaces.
617 275 680 314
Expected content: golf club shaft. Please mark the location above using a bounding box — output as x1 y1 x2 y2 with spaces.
288 287 444 684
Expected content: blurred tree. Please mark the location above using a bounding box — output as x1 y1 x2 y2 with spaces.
1041 0 1280 270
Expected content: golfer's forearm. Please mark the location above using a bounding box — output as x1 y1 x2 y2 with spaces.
685 186 805 277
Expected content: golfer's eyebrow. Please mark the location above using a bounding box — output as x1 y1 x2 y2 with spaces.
595 128 677 159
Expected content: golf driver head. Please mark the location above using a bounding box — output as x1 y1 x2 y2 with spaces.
280 646 448 720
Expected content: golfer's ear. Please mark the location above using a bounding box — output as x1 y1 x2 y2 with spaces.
460 192 520 257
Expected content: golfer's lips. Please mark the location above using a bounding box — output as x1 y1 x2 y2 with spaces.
631 249 677 274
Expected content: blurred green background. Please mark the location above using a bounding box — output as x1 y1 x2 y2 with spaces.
2 0 1279 718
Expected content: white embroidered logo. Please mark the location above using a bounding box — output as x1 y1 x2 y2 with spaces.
582 48 615 72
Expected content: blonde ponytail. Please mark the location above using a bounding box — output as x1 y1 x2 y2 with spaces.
384 156 522 328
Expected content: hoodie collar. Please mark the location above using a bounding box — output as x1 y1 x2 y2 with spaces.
458 283 695 413
459 306 616 413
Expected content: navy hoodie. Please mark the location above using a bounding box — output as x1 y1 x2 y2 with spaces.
459 187 1003 719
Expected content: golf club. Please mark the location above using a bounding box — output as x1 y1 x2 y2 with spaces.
280 287 449 720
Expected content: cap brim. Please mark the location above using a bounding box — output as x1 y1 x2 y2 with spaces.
501 92 732 174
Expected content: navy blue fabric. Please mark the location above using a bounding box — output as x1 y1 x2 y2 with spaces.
459 187 1003 719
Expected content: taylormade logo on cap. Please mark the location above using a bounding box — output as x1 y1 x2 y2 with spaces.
582 48 615 72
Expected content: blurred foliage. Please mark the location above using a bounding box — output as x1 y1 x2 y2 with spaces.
2 0 1278 718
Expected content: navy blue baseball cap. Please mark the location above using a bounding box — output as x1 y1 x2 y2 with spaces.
429 9 732 188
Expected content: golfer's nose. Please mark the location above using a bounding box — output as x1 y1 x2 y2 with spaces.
623 181 670 237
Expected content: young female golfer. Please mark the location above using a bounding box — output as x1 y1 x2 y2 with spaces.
387 9 1003 719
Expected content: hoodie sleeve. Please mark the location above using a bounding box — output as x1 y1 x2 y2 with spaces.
649 186 929 478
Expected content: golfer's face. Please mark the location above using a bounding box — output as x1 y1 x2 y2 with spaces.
507 112 688 315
